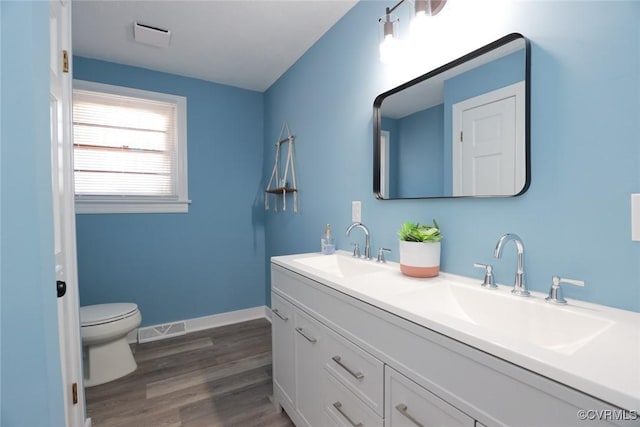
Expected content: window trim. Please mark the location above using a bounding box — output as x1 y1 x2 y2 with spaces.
72 80 190 214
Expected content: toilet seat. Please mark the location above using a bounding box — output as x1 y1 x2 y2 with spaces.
81 303 139 327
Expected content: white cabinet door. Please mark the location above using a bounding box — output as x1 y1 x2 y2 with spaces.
272 292 296 412
295 308 325 427
385 366 475 427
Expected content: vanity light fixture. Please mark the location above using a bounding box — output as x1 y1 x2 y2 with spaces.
379 11 399 64
378 0 447 63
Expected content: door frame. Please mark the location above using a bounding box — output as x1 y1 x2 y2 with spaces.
379 130 391 199
50 0 86 425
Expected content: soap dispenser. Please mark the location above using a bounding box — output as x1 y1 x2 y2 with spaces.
321 224 335 254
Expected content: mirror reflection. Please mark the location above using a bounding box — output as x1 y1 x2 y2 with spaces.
374 33 530 199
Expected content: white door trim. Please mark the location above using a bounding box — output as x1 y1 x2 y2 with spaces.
380 130 391 199
50 0 86 425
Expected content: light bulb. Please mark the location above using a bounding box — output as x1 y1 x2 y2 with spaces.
379 34 398 64
410 10 429 39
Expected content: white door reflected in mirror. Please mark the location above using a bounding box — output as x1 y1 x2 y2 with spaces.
453 81 524 196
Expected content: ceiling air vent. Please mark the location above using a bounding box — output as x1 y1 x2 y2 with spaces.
133 22 171 48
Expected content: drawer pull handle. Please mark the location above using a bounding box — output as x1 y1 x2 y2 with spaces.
272 308 289 321
332 401 364 427
295 327 317 343
332 356 364 380
395 403 424 427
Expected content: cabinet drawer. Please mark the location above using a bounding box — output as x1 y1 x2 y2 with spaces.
324 327 384 416
325 371 383 427
385 366 474 427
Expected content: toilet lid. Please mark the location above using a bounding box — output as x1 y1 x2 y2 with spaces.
80 303 138 327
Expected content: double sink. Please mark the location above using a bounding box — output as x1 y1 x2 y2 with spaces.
293 252 614 355
283 250 640 411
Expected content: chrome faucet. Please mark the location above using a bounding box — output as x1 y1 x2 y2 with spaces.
346 222 371 260
494 233 530 296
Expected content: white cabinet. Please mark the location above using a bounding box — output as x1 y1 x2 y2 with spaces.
272 292 296 411
294 308 325 427
272 291 331 427
385 365 474 427
271 263 635 427
273 291 384 427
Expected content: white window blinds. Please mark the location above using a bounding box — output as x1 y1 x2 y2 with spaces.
73 90 177 196
72 81 189 214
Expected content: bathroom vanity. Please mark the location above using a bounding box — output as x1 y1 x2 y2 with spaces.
270 251 639 427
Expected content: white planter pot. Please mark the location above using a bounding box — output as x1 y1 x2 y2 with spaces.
399 240 441 278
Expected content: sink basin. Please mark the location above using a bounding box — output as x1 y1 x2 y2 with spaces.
390 281 615 355
293 254 388 278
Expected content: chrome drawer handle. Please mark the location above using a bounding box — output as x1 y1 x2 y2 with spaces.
332 356 364 380
395 403 424 427
295 327 317 343
332 401 363 427
272 308 288 321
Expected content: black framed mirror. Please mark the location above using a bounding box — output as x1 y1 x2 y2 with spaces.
373 33 530 199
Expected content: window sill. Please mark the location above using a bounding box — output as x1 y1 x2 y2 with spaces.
75 199 191 214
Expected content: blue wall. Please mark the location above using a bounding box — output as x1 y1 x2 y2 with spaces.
383 105 444 197
73 58 266 326
264 1 640 312
1 2 65 425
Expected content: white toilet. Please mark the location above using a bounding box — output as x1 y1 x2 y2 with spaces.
80 303 142 387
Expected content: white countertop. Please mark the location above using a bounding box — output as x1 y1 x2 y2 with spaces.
272 251 640 412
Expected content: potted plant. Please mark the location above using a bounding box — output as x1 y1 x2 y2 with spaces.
398 220 442 278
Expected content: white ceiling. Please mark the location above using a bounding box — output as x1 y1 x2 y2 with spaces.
72 1 357 92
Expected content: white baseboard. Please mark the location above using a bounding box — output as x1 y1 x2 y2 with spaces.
85 417 92 427
128 305 269 344
186 306 268 332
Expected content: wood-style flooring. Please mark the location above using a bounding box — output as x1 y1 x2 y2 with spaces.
85 318 295 427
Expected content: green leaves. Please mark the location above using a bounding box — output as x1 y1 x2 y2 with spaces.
398 220 442 242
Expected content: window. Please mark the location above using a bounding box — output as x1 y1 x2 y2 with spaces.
72 80 189 214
